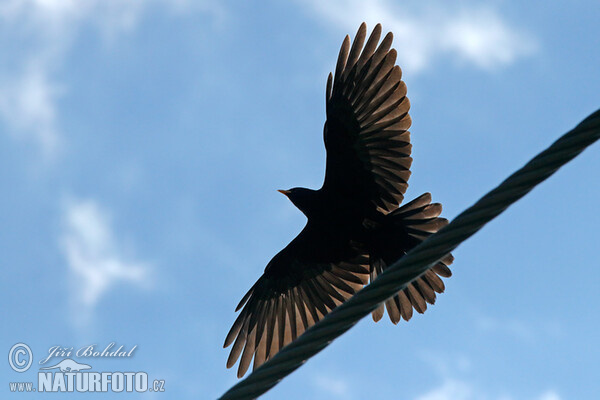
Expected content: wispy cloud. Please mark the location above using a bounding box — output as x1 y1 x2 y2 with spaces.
60 198 152 324
538 390 562 400
475 315 563 342
0 62 61 157
312 374 351 398
419 350 472 378
415 379 474 400
414 379 561 400
299 0 536 74
416 351 562 400
0 0 222 158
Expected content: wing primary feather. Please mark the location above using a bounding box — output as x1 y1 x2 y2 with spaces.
371 154 411 172
375 91 411 123
350 50 395 108
372 304 384 322
407 284 427 314
441 254 455 265
293 286 310 330
331 266 366 284
235 285 254 312
304 279 331 314
226 318 249 368
374 179 403 203
362 81 408 122
361 125 410 141
400 203 442 219
356 24 382 73
371 65 402 101
352 253 370 264
266 302 280 360
343 22 367 80
367 139 411 152
285 290 298 341
277 294 287 353
237 325 257 378
264 297 277 359
253 332 267 371
423 270 446 293
397 290 413 321
371 164 408 185
310 277 338 309
356 75 401 122
353 49 397 112
322 270 355 295
394 192 431 211
360 85 409 126
253 296 272 349
326 72 333 111
315 274 346 303
299 284 321 323
246 292 267 337
370 261 384 322
369 31 394 69
333 35 351 89
385 297 401 324
225 290 261 347
337 261 370 274
364 66 403 111
224 306 247 348
346 56 374 101
361 110 410 134
293 299 305 338
416 277 437 304
433 262 453 278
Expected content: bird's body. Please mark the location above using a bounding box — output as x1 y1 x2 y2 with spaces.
224 23 454 378
270 187 402 273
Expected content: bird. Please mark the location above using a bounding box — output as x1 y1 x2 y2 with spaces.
224 22 454 378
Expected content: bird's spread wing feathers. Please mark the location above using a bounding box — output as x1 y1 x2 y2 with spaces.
224 224 369 378
370 193 454 323
323 23 412 213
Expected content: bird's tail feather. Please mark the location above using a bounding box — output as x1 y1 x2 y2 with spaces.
370 192 454 324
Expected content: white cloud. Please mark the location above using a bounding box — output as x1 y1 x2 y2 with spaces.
419 350 472 377
415 380 474 400
537 390 561 400
0 62 61 157
299 0 536 74
416 352 562 400
475 315 563 342
476 315 536 341
312 374 351 398
60 198 151 323
0 0 222 158
415 380 561 400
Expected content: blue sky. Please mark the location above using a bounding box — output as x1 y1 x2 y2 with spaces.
1 1 599 399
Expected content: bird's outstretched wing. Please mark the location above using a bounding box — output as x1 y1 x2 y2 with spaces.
224 223 369 378
323 23 412 213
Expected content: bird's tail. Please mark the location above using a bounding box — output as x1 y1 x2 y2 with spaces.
368 193 454 324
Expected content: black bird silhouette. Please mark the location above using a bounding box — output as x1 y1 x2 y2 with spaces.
224 23 454 378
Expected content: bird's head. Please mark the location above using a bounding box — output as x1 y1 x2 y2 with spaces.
278 187 317 217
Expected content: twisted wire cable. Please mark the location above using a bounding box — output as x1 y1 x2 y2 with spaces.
218 109 600 400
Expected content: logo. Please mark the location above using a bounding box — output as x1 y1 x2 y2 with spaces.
39 359 91 372
7 343 166 394
8 343 33 373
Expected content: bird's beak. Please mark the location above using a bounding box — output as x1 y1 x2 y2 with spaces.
278 189 291 197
